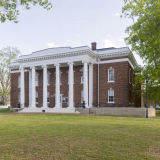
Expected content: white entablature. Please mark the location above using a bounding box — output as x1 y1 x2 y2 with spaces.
10 46 138 69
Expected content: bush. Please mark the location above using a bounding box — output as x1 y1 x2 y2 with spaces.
8 106 10 109
0 101 3 105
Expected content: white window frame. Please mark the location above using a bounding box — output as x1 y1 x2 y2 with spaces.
108 69 114 82
18 92 21 103
18 76 21 88
108 89 114 103
36 92 38 104
81 68 84 84
81 90 84 103
47 71 50 86
35 72 39 86
60 69 62 85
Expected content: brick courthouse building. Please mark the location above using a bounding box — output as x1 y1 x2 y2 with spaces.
10 43 141 113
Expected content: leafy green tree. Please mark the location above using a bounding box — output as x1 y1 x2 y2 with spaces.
0 46 21 105
122 0 160 105
0 0 52 23
134 65 160 107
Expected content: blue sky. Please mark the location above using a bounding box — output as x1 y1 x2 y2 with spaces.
0 0 143 65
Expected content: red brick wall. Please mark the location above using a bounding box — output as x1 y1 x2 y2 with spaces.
11 71 29 108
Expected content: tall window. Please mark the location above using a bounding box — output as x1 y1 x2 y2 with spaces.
129 69 131 83
47 72 50 85
81 68 84 83
81 90 84 102
68 70 74 84
18 76 21 88
108 69 114 82
18 93 21 103
60 69 62 84
47 92 50 103
108 89 114 103
36 92 38 103
35 72 39 86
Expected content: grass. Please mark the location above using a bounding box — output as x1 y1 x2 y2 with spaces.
0 108 15 115
0 113 160 159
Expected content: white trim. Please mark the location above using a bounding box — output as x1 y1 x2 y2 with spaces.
11 70 28 73
107 81 115 83
98 58 135 69
99 58 128 64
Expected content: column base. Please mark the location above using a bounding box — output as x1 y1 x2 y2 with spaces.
54 106 61 108
29 106 36 108
41 106 48 109
67 106 75 108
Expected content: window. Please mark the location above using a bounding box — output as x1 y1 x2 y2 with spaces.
81 68 84 83
129 90 131 103
81 90 84 102
68 70 74 84
18 93 21 103
35 72 39 86
60 69 62 84
47 92 50 103
18 76 21 88
108 69 114 82
47 72 50 85
36 92 38 103
108 89 114 103
129 69 131 83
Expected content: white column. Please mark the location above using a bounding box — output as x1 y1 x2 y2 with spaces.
68 62 74 108
89 63 93 108
42 65 48 108
28 70 32 107
20 67 25 108
30 66 36 108
54 63 60 108
83 61 89 108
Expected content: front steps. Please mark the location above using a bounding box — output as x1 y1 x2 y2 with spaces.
20 107 77 113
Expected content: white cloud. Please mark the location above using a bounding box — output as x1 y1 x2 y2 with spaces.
47 42 59 48
103 38 125 48
115 13 120 16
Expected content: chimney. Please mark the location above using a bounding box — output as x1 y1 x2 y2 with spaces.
91 42 97 50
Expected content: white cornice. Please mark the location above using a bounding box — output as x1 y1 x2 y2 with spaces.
17 49 96 63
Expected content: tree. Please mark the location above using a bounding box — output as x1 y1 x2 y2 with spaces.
0 0 52 23
122 0 160 105
0 46 20 105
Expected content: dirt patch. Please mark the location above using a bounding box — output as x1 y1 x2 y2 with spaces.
147 145 160 159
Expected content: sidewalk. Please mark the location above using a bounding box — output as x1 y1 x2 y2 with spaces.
0 106 9 109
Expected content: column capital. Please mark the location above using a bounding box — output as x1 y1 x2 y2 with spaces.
67 62 74 65
82 60 89 64
89 62 93 66
30 66 35 69
19 67 24 70
42 65 47 68
54 63 61 67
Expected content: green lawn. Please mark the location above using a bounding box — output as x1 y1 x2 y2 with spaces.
0 112 160 160
0 108 15 115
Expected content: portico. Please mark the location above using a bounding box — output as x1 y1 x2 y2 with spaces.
17 47 95 112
